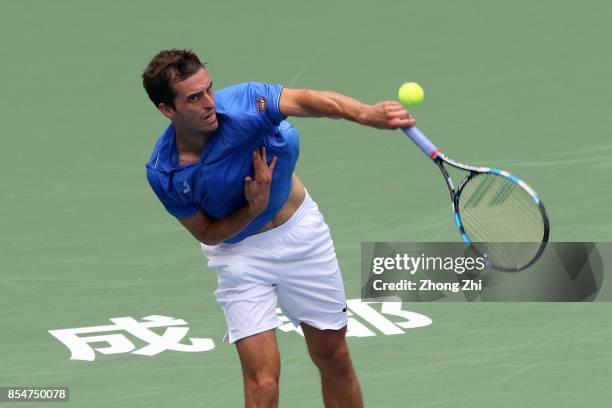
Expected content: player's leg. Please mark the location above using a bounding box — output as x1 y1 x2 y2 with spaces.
235 329 281 408
301 324 363 408
274 192 360 406
201 242 284 406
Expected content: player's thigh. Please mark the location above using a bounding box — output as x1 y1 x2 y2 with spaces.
301 323 348 360
276 213 348 329
235 329 281 379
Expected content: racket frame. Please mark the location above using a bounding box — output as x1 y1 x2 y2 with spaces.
402 127 550 271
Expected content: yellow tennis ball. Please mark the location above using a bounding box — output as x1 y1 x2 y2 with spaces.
398 82 424 108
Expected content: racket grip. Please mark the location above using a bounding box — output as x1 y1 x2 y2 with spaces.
401 126 438 159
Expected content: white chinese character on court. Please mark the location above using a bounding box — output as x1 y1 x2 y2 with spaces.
49 315 215 361
276 299 432 338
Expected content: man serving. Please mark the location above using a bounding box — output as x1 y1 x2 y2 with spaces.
143 49 414 408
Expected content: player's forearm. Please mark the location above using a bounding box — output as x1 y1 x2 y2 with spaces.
290 89 368 123
195 205 259 245
282 88 415 129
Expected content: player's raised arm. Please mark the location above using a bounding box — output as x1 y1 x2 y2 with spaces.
278 88 416 129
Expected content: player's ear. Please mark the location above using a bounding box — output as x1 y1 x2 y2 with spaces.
158 102 175 119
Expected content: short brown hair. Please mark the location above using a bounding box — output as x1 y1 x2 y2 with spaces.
142 49 205 108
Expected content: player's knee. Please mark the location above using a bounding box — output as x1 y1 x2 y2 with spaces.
244 370 279 393
311 344 353 376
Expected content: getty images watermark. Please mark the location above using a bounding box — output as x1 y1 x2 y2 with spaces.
362 242 610 302
370 251 487 293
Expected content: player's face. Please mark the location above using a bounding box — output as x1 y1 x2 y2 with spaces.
170 67 218 133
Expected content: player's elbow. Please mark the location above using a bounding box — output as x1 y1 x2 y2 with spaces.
177 213 221 245
196 226 226 246
191 227 223 246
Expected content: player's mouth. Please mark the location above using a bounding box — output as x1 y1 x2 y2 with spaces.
203 111 217 124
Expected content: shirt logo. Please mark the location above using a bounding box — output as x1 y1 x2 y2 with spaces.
182 181 190 194
256 96 267 112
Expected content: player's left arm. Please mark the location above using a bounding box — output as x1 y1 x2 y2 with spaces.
278 88 416 129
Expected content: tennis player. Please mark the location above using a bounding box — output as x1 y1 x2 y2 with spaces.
143 49 414 407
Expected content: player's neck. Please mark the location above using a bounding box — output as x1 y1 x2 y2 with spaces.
174 125 212 164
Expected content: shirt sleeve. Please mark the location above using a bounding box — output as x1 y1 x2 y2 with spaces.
247 82 287 129
146 167 199 219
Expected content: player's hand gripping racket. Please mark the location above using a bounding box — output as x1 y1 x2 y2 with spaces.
401 125 550 271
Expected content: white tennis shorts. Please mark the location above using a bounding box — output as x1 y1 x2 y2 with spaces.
201 192 348 343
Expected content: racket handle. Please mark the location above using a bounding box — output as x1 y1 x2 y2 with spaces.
401 126 439 159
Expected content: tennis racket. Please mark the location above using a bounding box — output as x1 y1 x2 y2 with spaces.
402 126 550 271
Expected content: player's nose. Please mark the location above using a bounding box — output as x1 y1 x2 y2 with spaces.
202 99 215 118
202 92 215 108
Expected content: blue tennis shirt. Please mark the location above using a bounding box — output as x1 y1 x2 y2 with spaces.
146 82 300 243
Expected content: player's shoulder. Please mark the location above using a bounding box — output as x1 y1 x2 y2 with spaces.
215 82 285 127
214 82 262 122
215 82 273 104
216 81 251 96
144 134 175 202
217 81 271 93
145 124 175 174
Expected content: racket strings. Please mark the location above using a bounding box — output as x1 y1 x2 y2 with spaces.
458 173 546 270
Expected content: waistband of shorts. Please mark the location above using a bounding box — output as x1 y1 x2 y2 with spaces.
222 190 313 247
